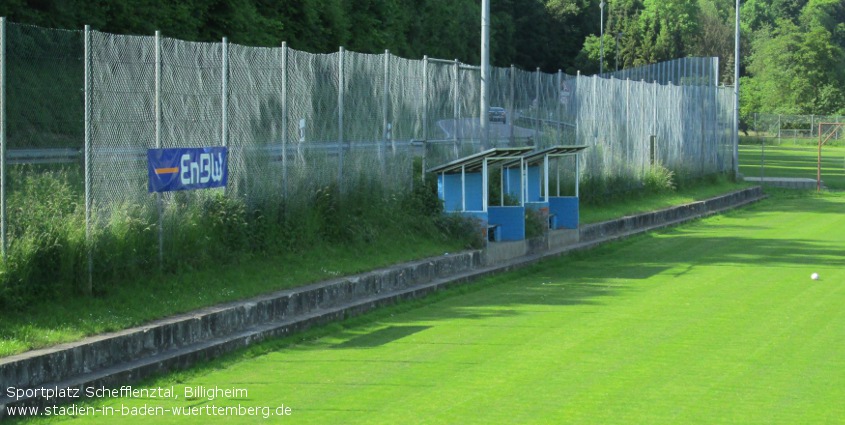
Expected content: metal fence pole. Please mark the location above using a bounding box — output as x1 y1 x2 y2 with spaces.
652 80 657 167
535 67 540 144
281 41 288 199
453 58 459 147
509 65 515 144
155 31 163 271
421 55 427 181
383 49 390 158
338 47 345 186
556 69 562 139
422 56 428 143
0 17 6 260
592 74 597 148
222 37 229 150
625 77 630 165
576 71 581 147
84 25 93 294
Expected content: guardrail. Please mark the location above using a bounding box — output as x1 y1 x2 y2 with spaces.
4 138 542 167
7 148 82 164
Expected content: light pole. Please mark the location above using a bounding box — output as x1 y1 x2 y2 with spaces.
481 0 490 149
599 1 605 75
733 0 740 178
615 32 623 72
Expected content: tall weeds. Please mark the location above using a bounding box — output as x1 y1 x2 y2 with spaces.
0 160 474 310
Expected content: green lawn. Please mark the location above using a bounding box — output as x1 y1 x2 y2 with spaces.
0 179 747 358
16 191 845 424
740 144 845 189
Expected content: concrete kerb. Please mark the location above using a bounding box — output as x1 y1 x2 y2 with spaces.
0 186 765 416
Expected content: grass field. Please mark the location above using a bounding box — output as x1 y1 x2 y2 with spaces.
739 144 845 189
15 190 845 424
0 179 746 358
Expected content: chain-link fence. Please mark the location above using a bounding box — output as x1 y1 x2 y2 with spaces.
747 113 845 142
0 20 736 286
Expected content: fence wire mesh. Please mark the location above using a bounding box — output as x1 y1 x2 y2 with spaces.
0 21 736 277
750 113 845 142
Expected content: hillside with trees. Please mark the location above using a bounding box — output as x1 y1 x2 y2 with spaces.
1 0 842 116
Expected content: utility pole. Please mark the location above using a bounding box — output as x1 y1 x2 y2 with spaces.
481 0 490 149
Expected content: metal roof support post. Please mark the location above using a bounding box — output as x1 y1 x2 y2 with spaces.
556 157 561 197
482 158 488 212
575 153 580 198
441 171 446 205
461 164 466 212
543 153 549 202
500 165 504 206
520 157 526 206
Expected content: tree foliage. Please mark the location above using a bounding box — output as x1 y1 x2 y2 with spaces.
0 0 596 72
575 0 845 115
1 0 842 114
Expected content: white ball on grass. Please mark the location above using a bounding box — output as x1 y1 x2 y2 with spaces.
811 273 819 280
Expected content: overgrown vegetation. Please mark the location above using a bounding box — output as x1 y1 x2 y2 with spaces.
580 165 733 207
0 160 478 311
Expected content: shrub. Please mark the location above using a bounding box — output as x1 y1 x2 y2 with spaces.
525 208 546 240
643 165 676 194
0 163 480 310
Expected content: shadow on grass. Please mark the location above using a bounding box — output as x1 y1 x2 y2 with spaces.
332 326 431 349
288 193 845 351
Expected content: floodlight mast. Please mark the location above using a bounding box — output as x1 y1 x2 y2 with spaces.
733 0 740 179
480 0 490 150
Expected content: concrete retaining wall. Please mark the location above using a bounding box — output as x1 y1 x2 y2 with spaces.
0 251 482 412
0 186 764 417
580 186 763 243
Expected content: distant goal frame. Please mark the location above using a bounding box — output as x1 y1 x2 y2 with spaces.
817 122 845 192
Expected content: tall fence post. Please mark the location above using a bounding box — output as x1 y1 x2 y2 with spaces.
84 25 93 295
509 65 515 144
453 58 459 148
0 17 6 260
421 55 427 181
338 46 345 187
221 37 229 149
383 49 390 158
281 41 288 199
625 77 630 166
155 31 163 272
592 74 597 147
422 55 428 143
652 80 657 167
576 70 581 147
556 69 562 140
535 67 540 145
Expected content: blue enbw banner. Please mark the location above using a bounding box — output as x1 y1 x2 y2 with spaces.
147 147 228 193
